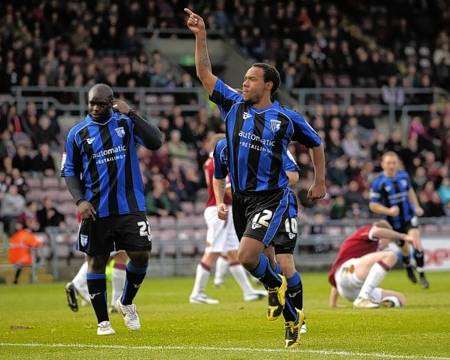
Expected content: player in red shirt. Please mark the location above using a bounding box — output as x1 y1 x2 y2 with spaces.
328 220 416 308
189 134 267 304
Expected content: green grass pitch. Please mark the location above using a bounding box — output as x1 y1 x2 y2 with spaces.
1 270 449 359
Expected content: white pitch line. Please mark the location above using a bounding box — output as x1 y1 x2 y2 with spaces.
0 342 449 360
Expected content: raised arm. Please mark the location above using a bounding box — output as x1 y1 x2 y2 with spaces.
113 100 163 150
184 8 217 95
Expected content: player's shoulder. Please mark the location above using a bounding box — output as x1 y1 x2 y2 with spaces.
66 117 91 142
275 104 306 122
372 172 386 185
396 170 410 179
215 138 227 152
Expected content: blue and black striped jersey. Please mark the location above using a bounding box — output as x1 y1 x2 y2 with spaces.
61 111 146 218
370 170 416 229
213 138 300 179
210 78 321 193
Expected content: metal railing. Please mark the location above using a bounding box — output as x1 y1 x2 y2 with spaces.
39 217 450 279
11 86 207 118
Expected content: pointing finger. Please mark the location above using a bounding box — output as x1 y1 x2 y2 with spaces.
184 8 194 16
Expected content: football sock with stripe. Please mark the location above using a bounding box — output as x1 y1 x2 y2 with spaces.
283 273 302 322
87 273 108 323
414 249 425 273
250 253 282 289
121 261 148 305
191 262 211 297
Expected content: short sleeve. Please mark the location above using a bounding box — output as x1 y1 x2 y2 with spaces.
283 150 299 172
370 178 382 203
209 78 243 119
213 139 228 179
61 129 81 177
290 112 322 148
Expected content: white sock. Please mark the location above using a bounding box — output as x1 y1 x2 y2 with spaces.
111 267 126 306
359 263 388 299
214 256 229 285
191 263 210 297
72 261 90 301
229 263 255 296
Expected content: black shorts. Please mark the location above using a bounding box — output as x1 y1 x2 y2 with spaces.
393 217 419 247
232 188 299 254
77 212 152 256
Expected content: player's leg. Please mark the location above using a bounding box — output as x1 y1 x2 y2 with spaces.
116 249 148 331
236 193 288 320
13 265 23 284
353 251 397 308
65 260 90 312
276 243 306 348
225 209 266 301
72 260 90 302
227 249 267 301
113 213 152 330
110 251 127 311
87 254 113 334
399 240 417 284
408 227 429 288
190 251 220 304
190 206 225 304
213 254 229 287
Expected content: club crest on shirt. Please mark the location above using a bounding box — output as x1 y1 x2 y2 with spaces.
270 119 281 133
243 112 252 120
115 127 125 138
86 137 95 145
80 234 88 247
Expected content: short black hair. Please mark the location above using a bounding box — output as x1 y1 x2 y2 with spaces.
251 63 281 95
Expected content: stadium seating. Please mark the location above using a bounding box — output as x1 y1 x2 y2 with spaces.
0 0 449 270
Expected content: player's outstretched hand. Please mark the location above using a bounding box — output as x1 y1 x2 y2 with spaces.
307 182 326 201
78 201 96 220
217 203 228 220
184 8 205 35
388 206 400 217
415 206 424 217
112 99 131 115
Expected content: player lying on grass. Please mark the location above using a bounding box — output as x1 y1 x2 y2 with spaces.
62 83 163 335
189 133 267 304
65 251 128 313
328 220 416 309
369 151 429 288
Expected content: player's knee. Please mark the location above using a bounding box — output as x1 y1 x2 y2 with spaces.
237 249 257 270
384 251 397 267
127 251 149 267
88 256 108 273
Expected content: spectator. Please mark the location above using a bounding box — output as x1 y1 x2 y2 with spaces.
7 218 43 284
329 195 347 219
36 197 65 232
32 143 55 175
0 184 26 234
438 177 450 206
35 115 59 147
12 145 32 172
